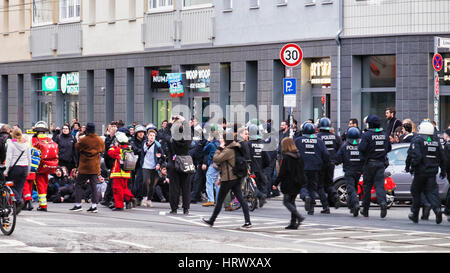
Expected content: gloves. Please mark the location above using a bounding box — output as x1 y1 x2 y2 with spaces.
440 172 447 180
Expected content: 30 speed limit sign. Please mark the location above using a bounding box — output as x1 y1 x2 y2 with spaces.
280 43 303 67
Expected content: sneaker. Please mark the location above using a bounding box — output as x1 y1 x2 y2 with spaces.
169 209 177 214
112 207 124 211
25 200 33 211
408 213 419 223
37 207 47 212
285 224 298 230
202 218 214 227
241 222 252 228
183 209 189 215
70 205 82 212
320 208 330 214
202 201 215 207
87 207 98 213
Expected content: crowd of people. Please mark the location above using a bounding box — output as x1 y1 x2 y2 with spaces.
1 106 449 229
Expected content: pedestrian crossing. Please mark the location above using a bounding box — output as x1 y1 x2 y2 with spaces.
169 212 450 253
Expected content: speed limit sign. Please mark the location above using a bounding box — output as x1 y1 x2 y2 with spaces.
280 43 303 67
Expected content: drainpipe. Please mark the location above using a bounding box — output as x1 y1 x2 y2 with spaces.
335 0 343 136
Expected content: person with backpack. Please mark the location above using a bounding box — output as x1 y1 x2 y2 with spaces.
71 123 105 213
32 121 59 212
107 132 137 211
141 128 163 208
202 132 252 228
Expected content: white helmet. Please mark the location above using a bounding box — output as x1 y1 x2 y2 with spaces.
115 132 129 144
34 121 49 132
135 125 146 134
418 121 434 136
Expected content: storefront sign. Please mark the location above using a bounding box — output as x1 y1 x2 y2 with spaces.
167 73 184 98
310 60 331 85
61 72 79 95
185 67 210 91
42 76 58 92
151 70 171 89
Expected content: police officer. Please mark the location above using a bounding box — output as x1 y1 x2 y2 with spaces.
295 122 330 215
406 121 447 224
443 129 450 221
247 124 269 207
358 114 391 218
335 127 364 217
317 117 342 211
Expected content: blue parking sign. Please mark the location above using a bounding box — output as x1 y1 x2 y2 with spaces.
283 78 296 95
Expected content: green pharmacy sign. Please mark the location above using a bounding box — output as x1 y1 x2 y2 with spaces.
42 76 58 92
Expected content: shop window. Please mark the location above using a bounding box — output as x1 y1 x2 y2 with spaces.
361 92 395 125
60 0 81 22
362 55 396 88
183 0 212 8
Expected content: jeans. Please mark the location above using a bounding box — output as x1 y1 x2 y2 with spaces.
283 194 303 224
132 167 144 200
205 165 220 202
75 174 100 205
362 161 386 208
191 165 206 202
209 179 250 224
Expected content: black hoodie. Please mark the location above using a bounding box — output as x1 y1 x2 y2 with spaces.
274 152 305 194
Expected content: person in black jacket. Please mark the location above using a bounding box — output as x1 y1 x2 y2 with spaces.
130 125 147 205
273 137 306 229
335 127 365 217
359 114 392 218
54 125 78 173
166 116 192 215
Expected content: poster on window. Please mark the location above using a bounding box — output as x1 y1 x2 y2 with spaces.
167 73 184 98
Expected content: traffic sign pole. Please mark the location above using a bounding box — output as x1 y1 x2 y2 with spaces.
286 67 294 138
434 37 440 130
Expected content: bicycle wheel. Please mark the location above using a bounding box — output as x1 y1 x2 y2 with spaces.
0 190 16 236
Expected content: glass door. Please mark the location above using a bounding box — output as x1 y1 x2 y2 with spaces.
440 96 450 130
153 99 172 128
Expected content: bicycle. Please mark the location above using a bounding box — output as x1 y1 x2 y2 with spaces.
0 179 17 236
232 161 258 212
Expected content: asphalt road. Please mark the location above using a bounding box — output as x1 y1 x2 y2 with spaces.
2 197 450 253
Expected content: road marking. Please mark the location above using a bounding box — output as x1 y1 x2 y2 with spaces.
225 243 308 253
310 231 357 236
433 243 450 247
23 218 47 226
310 237 341 241
109 240 154 250
59 229 87 234
0 240 55 253
351 234 401 239
391 237 441 243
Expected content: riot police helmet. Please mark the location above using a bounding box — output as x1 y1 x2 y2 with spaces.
417 121 434 136
346 127 361 143
319 117 331 131
302 122 316 135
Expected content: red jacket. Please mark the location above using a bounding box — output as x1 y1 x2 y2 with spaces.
107 144 131 179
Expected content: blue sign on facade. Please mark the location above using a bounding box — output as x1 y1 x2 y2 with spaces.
283 78 296 95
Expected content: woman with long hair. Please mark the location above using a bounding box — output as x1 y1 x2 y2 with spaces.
273 137 306 229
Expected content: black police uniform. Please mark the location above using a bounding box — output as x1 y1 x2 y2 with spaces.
358 127 391 217
406 134 447 223
295 134 330 214
335 139 364 215
317 130 342 207
247 138 270 205
444 138 450 216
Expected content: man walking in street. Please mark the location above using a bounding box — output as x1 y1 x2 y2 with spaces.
406 121 447 224
385 108 402 142
71 123 105 213
359 114 391 218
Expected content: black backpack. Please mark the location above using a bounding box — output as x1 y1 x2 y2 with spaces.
230 146 248 179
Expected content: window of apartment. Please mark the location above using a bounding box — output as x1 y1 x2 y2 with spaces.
60 0 81 22
148 0 174 11
183 0 212 8
222 0 232 10
89 0 96 24
362 55 396 88
3 0 9 33
129 0 136 19
32 0 53 26
250 0 259 8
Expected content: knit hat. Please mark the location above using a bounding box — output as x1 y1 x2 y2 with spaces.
86 123 96 134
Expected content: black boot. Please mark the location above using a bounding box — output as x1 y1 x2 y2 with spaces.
408 212 419 223
421 206 431 220
352 206 360 217
361 207 369 217
436 210 443 224
380 204 387 218
25 200 34 211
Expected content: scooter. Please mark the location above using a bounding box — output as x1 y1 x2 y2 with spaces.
357 172 396 208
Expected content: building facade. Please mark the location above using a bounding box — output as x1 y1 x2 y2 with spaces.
0 0 449 134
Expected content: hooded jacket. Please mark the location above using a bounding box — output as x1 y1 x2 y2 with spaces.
54 132 78 165
4 138 31 175
274 152 305 194
75 133 105 175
